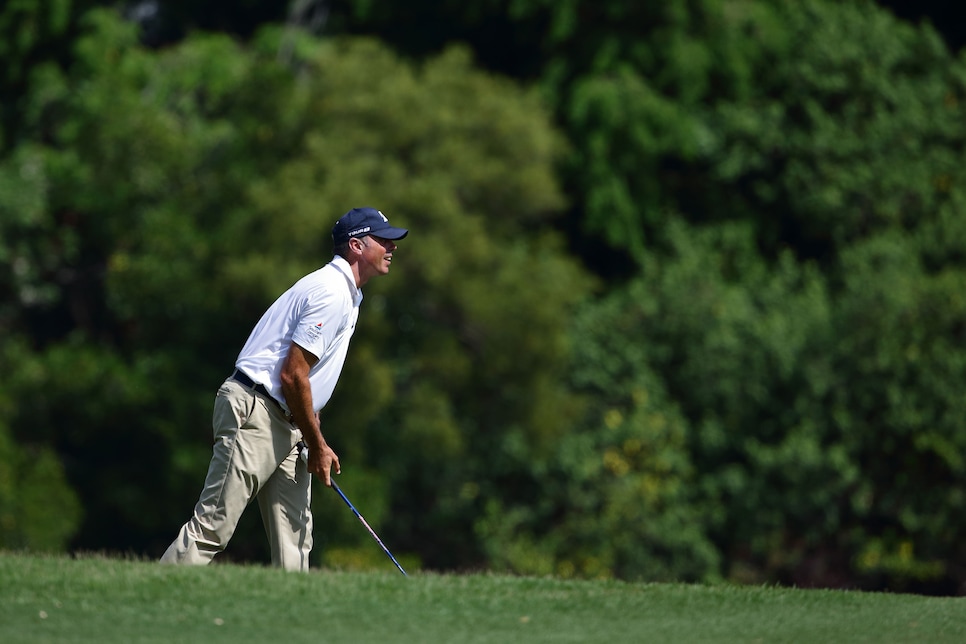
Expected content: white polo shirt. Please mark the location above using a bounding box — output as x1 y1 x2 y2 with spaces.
234 255 363 413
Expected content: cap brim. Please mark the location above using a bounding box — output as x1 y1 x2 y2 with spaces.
378 226 409 240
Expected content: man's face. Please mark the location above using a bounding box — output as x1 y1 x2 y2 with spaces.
359 234 397 278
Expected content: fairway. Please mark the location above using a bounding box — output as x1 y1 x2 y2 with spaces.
0 553 962 643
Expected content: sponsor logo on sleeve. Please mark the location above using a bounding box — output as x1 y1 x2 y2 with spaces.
305 321 324 342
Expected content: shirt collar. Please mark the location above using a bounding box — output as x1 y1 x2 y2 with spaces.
330 255 364 305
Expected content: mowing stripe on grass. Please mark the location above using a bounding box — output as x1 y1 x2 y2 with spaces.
1 553 962 643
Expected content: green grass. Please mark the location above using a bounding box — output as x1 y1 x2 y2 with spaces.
1 552 962 643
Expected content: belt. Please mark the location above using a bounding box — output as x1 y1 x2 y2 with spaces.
231 369 287 416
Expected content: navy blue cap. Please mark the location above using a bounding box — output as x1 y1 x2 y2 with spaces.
332 207 409 246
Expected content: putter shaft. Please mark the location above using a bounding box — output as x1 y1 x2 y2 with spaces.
299 441 407 576
331 481 408 576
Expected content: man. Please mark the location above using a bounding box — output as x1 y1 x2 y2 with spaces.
160 207 409 571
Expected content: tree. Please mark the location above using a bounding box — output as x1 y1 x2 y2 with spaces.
0 401 82 551
476 269 720 581
2 9 592 566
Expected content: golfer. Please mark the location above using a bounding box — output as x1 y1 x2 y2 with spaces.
160 207 409 571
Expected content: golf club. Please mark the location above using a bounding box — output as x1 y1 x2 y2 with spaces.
299 442 408 576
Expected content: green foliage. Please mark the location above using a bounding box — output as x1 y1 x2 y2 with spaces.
599 215 966 592
823 235 966 590
550 0 966 269
0 144 60 325
5 0 966 594
513 0 791 262
477 286 720 582
471 0 966 590
565 70 710 258
707 0 966 262
0 0 86 148
0 364 82 551
579 218 843 585
2 8 591 569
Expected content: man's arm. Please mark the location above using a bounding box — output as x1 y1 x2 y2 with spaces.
279 342 341 486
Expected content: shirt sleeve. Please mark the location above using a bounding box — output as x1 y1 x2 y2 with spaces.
290 287 346 360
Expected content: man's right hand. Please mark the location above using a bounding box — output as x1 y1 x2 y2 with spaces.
305 442 341 486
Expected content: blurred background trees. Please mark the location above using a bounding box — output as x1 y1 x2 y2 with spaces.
2 0 966 594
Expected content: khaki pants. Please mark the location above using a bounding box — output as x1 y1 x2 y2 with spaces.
160 378 313 570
